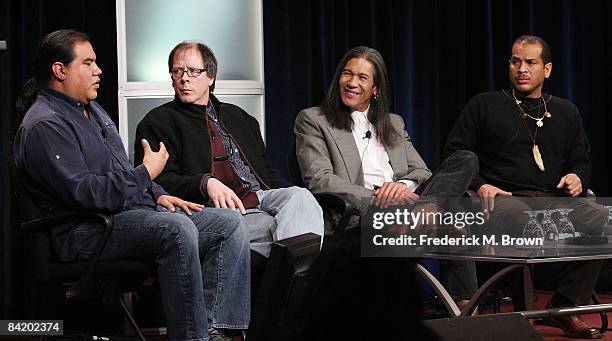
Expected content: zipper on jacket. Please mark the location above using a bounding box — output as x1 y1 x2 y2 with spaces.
201 115 215 198
216 106 271 190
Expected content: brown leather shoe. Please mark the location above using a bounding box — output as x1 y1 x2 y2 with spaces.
542 314 602 339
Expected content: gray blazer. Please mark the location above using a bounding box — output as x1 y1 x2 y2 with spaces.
295 106 432 213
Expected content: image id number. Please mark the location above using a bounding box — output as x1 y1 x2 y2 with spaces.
0 320 63 335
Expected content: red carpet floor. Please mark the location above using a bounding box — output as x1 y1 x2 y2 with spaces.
487 291 612 340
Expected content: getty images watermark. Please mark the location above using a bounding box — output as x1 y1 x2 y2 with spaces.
361 197 556 257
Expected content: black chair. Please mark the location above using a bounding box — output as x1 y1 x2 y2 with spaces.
10 158 153 340
248 232 322 341
287 140 356 235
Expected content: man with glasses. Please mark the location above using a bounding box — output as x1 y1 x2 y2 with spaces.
14 30 250 341
135 42 323 262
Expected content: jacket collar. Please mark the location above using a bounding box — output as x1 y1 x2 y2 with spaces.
172 93 224 119
41 88 90 111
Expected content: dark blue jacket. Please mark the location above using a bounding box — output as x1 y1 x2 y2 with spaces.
14 88 167 217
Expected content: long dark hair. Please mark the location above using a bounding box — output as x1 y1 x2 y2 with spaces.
16 29 90 114
321 46 399 147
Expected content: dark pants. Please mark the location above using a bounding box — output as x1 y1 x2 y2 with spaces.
415 150 480 301
488 190 608 237
355 150 479 300
534 260 605 306
486 191 607 305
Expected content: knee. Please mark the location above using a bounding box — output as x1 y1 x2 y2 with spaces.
295 187 323 216
494 207 530 225
231 217 249 244
287 186 314 201
449 150 479 171
290 187 321 208
219 209 249 245
217 209 247 237
571 202 609 230
163 214 199 247
592 205 609 226
489 203 530 235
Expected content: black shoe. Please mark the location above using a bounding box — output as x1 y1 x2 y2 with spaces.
208 328 234 341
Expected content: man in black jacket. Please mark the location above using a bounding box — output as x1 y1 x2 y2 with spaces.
135 42 323 257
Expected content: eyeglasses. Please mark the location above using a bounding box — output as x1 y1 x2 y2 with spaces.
170 67 207 79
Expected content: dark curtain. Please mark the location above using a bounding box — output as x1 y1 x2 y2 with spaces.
263 0 612 196
0 0 12 321
2 0 612 318
0 0 117 319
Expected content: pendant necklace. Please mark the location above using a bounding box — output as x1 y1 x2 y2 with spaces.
511 89 551 172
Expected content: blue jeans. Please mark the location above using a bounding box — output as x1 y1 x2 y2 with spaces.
191 208 250 330
243 186 324 257
56 208 250 341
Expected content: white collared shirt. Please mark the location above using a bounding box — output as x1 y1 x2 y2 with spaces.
350 107 418 191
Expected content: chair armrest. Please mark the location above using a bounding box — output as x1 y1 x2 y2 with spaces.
21 212 112 233
250 233 321 340
22 211 114 301
313 192 357 232
272 232 322 274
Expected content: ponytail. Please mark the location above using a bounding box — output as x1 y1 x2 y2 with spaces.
15 29 90 116
16 78 41 115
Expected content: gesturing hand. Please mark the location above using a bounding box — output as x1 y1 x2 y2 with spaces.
557 173 582 197
141 139 168 180
206 178 246 214
157 195 204 216
476 184 512 220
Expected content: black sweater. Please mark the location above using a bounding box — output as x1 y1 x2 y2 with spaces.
444 90 591 194
134 95 293 202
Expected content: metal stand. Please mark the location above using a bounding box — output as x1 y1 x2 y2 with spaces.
418 262 527 317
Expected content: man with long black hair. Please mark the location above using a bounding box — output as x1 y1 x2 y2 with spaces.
295 46 479 311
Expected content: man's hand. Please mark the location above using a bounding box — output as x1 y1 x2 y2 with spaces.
141 139 168 180
207 178 246 214
373 182 419 208
157 195 204 216
476 184 512 219
557 173 582 197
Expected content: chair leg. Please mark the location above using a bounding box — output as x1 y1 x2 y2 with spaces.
118 292 146 341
